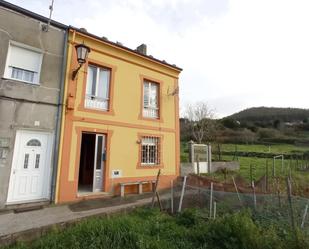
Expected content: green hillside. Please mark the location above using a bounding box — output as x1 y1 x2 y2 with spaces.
228 107 309 123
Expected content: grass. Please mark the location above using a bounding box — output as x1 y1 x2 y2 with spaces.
181 142 309 194
218 143 309 155
4 208 308 249
207 156 269 183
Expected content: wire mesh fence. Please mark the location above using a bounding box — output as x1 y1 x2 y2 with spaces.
157 176 309 235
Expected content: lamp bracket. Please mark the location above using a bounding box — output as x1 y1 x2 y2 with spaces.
72 64 83 80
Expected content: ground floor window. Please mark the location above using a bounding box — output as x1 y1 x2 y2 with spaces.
141 136 160 165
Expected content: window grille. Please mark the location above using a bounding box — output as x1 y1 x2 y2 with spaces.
141 136 160 165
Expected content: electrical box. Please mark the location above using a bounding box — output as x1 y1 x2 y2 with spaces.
111 170 122 178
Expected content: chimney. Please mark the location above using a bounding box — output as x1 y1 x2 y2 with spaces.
136 44 147 55
80 27 88 33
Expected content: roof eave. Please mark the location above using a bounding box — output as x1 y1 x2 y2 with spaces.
69 26 183 72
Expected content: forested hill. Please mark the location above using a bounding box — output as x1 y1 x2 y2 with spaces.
228 107 309 123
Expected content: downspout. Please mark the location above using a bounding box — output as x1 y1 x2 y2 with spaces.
50 28 68 203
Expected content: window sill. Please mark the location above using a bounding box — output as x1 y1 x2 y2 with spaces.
2 77 40 86
77 104 115 116
136 163 164 169
84 106 109 112
138 114 163 123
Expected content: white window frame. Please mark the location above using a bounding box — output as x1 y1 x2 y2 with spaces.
84 65 111 111
143 80 159 119
141 136 160 166
4 41 43 85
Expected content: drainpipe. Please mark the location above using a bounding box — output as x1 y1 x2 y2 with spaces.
50 28 68 203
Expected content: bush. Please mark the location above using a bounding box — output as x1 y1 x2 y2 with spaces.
198 212 282 249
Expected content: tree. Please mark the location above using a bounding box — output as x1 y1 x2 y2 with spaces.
184 101 216 144
221 118 240 129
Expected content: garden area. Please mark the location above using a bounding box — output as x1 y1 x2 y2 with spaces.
3 207 309 249
181 142 309 197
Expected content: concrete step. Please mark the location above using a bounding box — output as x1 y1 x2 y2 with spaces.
4 200 50 213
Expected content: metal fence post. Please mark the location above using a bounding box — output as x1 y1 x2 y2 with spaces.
301 202 309 229
178 176 187 212
170 179 174 214
213 201 217 219
252 181 256 209
209 182 213 218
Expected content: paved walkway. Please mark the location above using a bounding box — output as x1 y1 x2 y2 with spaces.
0 194 163 246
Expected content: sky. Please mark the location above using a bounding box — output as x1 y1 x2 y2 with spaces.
6 0 309 117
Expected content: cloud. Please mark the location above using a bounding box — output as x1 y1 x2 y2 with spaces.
7 0 309 117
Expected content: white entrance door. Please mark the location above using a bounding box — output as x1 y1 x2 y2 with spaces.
93 134 106 192
7 130 53 203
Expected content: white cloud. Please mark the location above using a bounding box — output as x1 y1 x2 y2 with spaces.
7 0 309 117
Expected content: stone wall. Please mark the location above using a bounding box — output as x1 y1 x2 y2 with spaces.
181 161 240 176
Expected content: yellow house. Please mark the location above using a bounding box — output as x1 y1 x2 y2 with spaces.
56 28 182 203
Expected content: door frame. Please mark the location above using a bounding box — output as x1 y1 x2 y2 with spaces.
6 129 54 204
92 133 106 192
77 131 108 195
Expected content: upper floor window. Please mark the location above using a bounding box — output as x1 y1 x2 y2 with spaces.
85 65 111 111
143 80 159 118
4 42 43 84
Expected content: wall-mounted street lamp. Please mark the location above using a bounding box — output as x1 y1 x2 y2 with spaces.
72 43 91 80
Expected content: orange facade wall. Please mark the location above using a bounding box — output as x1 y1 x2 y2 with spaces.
56 29 181 204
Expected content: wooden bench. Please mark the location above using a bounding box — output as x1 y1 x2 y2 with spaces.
120 180 156 197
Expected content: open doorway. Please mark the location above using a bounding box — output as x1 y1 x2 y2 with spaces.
78 133 106 194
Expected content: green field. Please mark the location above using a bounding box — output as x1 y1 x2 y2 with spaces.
181 142 309 194
219 143 309 154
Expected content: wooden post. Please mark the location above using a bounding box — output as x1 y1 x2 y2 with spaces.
178 176 187 212
156 192 163 211
232 176 242 205
151 169 161 208
170 180 174 214
272 158 275 177
209 182 213 218
301 202 308 229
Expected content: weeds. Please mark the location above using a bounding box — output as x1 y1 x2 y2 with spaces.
4 208 309 249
